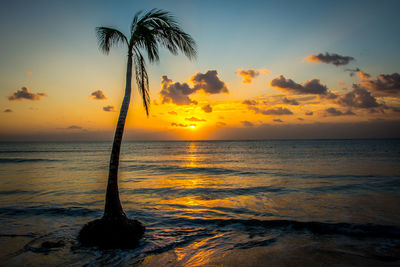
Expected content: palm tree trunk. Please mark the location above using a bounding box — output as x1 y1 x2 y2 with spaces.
103 54 132 219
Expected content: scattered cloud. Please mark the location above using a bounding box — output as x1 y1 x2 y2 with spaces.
337 86 382 109
305 111 313 116
90 90 107 100
270 75 328 95
103 105 115 112
249 106 293 115
171 123 196 128
325 107 355 116
241 120 254 127
236 68 269 84
216 121 226 127
3 109 12 113
297 118 304 121
202 104 212 113
66 125 83 130
358 71 400 95
273 119 283 122
191 70 229 94
242 99 258 105
305 52 355 66
282 97 299 105
185 117 206 122
345 67 361 77
8 87 47 101
160 75 196 105
168 111 177 115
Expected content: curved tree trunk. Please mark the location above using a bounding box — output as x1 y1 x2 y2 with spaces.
103 54 133 219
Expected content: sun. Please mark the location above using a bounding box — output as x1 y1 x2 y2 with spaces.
190 125 196 129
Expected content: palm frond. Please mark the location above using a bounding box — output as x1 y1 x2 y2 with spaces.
130 9 197 63
133 48 150 116
96 27 128 54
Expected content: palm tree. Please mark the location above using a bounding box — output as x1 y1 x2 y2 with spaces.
78 9 196 248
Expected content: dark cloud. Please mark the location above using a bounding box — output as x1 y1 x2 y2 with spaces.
242 99 258 105
282 97 299 105
171 123 188 127
270 75 328 95
168 111 178 115
3 109 12 113
241 120 254 127
297 118 304 121
67 125 83 130
160 71 228 105
8 87 47 101
191 70 229 94
337 86 382 109
103 105 115 112
345 67 361 77
273 119 283 123
305 52 355 66
325 107 355 116
90 90 107 100
359 72 400 95
236 68 268 84
216 121 226 127
185 117 206 122
202 104 212 113
160 76 197 105
249 106 293 115
305 112 313 116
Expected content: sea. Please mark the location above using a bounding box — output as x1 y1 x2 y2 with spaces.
0 140 399 266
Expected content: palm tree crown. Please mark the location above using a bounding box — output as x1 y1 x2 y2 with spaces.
96 9 197 115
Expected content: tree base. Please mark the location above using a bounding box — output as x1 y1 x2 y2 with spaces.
78 216 145 249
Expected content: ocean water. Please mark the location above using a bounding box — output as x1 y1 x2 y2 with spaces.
0 140 400 266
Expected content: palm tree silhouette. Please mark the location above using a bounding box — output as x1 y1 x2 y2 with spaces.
79 9 196 248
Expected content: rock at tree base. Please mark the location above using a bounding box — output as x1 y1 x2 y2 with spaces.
78 216 145 249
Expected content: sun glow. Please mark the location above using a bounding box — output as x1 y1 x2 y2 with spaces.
190 125 196 129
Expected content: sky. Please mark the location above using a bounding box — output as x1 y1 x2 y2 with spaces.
1 0 400 140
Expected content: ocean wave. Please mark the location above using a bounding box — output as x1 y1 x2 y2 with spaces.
157 217 400 239
0 158 62 163
0 206 100 217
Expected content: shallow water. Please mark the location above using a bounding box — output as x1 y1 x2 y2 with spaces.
0 140 400 266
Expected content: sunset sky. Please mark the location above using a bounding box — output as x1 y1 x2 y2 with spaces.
1 0 400 140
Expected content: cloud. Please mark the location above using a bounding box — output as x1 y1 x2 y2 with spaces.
242 99 258 105
8 87 47 101
241 120 254 127
3 109 12 113
249 106 293 115
305 111 313 116
337 86 382 109
282 97 299 105
66 125 83 130
160 75 197 105
90 90 107 100
191 70 229 94
273 119 283 122
202 104 212 113
345 67 361 77
171 123 196 128
185 117 206 122
305 52 355 66
270 75 328 95
297 118 304 121
103 105 115 112
159 71 228 105
216 121 227 127
358 71 400 95
325 107 355 116
168 111 177 115
236 68 269 84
